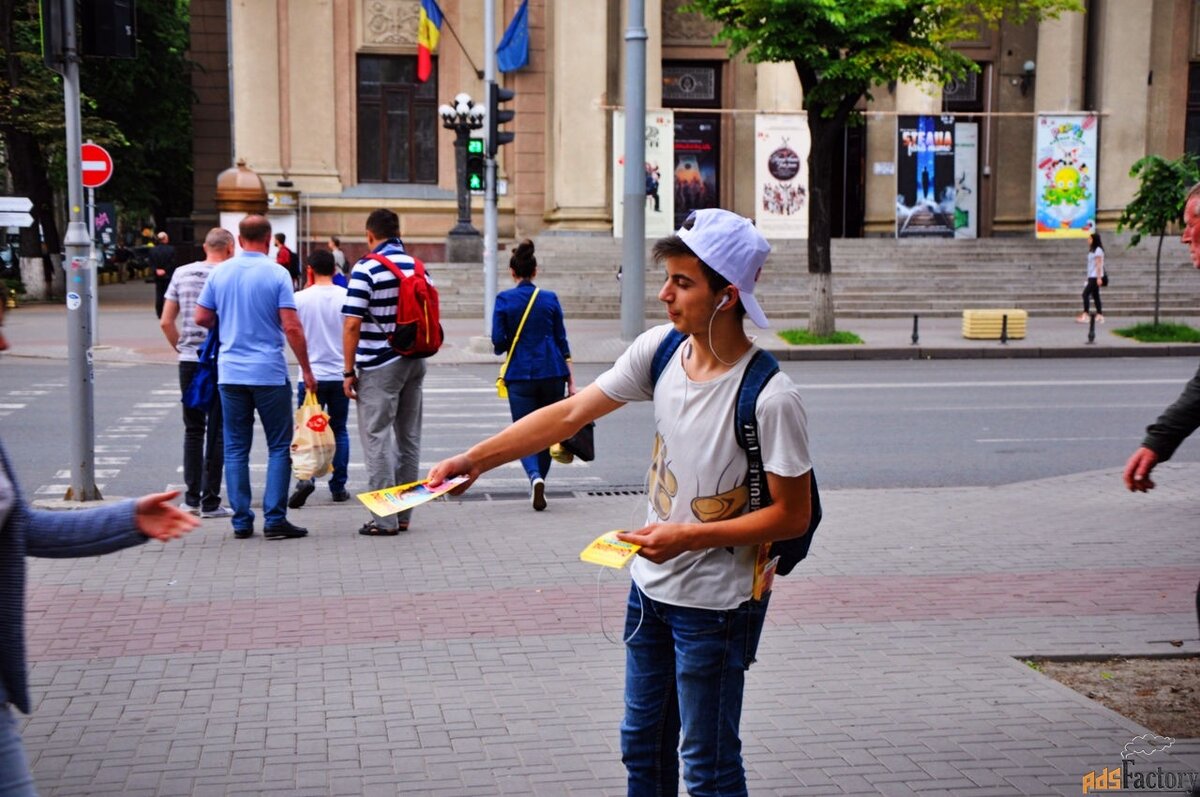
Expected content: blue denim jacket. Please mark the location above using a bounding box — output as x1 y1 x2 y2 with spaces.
492 281 571 382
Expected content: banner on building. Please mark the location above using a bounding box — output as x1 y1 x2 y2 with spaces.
1035 114 1098 239
613 110 675 238
896 115 957 238
754 113 809 239
953 122 978 239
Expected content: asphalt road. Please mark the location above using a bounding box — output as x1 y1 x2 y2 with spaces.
1 357 1197 501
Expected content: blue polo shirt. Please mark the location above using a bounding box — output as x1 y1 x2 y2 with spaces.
196 251 296 385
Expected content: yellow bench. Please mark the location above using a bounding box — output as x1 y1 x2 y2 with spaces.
962 309 1027 340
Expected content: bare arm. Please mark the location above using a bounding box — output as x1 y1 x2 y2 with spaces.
342 315 362 399
280 307 316 392
159 300 180 349
617 471 813 564
428 383 624 490
194 304 216 330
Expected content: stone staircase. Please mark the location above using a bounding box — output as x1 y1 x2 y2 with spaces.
430 234 1200 320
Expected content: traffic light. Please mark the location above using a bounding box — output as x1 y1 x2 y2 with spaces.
83 0 138 59
487 82 515 158
465 137 485 192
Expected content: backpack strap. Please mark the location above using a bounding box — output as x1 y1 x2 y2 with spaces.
734 350 780 514
360 252 425 329
650 328 688 388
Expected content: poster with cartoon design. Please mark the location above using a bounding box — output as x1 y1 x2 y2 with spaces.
613 110 675 238
1035 114 1098 239
754 113 809 238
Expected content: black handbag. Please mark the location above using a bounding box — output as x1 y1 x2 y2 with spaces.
560 422 595 462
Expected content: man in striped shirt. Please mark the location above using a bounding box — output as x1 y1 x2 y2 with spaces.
341 209 429 535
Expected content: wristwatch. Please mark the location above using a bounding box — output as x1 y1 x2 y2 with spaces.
343 370 356 378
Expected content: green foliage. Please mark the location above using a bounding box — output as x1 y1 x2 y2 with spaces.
1113 322 1200 344
778 328 864 345
681 0 1081 116
1117 154 1200 247
81 0 194 225
0 0 193 227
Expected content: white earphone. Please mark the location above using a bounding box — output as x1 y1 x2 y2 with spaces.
716 293 731 310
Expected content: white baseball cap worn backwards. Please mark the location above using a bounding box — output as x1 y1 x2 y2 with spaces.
676 208 772 328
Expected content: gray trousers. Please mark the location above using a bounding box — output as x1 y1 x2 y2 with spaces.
356 356 426 528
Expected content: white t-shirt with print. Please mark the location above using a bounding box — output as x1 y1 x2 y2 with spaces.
594 323 812 610
294 284 348 382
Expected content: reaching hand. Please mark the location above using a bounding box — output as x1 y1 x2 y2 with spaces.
1122 447 1159 492
616 523 693 564
427 454 479 495
134 491 201 541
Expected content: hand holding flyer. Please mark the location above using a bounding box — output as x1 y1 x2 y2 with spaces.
580 531 641 569
356 476 468 516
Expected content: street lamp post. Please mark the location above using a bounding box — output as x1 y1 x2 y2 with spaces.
440 94 485 263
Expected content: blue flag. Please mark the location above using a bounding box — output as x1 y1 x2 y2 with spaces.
496 0 529 73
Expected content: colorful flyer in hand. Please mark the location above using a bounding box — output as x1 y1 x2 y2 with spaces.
356 476 469 516
580 531 641 569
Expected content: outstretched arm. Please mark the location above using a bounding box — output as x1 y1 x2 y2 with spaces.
428 384 623 492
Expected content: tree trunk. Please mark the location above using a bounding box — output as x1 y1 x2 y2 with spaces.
806 118 838 336
1154 231 1164 327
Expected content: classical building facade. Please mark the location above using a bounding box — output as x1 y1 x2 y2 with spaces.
191 0 1200 256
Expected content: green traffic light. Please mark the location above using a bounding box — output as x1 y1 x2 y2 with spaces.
467 138 484 155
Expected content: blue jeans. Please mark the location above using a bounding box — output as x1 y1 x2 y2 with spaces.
219 383 293 530
506 377 566 481
0 704 36 796
620 583 770 797
296 381 350 493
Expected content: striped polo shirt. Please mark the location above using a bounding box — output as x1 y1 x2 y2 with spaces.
341 240 432 370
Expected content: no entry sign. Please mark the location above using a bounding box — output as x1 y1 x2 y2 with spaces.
81 143 113 188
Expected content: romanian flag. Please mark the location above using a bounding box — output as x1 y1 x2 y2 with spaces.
416 0 443 82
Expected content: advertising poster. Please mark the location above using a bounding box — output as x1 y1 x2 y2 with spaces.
1035 114 1098 239
895 115 956 238
673 115 720 229
754 113 810 239
613 110 675 238
952 122 978 239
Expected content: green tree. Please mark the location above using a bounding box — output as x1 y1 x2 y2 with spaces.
1117 153 1200 327
0 0 191 272
683 0 1080 335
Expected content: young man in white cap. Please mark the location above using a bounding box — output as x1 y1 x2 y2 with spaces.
429 208 813 796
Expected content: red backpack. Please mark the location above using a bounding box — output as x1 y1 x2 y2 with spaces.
363 253 444 358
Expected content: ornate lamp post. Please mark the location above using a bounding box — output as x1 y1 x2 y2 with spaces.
440 93 485 260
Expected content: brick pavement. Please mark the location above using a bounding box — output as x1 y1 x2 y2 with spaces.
17 463 1200 795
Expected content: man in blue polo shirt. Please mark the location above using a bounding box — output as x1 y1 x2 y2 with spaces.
195 214 317 540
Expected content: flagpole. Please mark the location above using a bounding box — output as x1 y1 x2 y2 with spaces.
483 0 498 337
440 10 482 79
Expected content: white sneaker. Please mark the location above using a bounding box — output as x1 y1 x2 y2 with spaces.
200 506 235 519
530 477 547 512
182 503 201 516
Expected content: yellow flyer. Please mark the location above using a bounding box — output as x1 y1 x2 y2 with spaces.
356 476 468 516
580 531 641 569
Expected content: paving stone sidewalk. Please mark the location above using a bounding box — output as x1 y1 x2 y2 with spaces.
19 463 1200 796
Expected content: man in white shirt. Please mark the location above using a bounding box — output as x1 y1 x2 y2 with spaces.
289 249 352 508
429 209 813 796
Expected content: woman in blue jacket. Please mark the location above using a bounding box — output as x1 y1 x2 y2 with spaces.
492 240 574 511
0 443 198 794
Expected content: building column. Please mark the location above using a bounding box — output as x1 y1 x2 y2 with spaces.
1034 10 1085 111
1093 0 1154 220
543 0 611 231
755 62 802 111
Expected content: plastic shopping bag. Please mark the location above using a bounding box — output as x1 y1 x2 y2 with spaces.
292 391 335 480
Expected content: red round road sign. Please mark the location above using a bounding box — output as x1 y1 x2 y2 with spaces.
80 143 113 189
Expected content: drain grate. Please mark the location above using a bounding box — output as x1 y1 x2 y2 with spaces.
580 488 646 497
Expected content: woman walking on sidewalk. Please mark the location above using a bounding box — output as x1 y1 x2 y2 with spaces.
1078 232 1105 323
492 240 575 511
